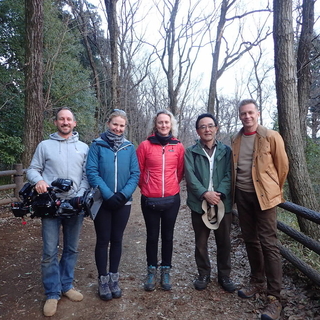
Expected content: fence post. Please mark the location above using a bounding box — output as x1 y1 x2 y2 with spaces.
14 163 24 199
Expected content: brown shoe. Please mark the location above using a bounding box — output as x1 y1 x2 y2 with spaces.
43 299 58 317
238 283 264 299
261 296 282 320
63 288 83 302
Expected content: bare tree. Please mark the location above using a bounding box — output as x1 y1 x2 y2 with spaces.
309 35 320 139
23 0 44 167
117 0 154 141
297 0 315 148
151 0 211 116
246 44 274 126
104 0 120 108
207 0 272 118
273 0 320 237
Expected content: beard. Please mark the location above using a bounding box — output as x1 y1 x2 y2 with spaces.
58 125 73 136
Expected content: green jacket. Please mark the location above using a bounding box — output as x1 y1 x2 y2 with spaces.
184 140 232 214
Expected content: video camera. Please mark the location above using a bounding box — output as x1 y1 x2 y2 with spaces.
11 178 97 218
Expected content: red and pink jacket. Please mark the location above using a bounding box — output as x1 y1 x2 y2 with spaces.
136 135 185 198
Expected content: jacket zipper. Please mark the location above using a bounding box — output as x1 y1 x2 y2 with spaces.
162 146 165 197
113 143 132 192
114 152 117 192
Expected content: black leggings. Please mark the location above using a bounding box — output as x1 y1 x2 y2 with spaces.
94 201 130 276
141 193 180 267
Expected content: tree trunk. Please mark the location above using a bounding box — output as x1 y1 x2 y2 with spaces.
297 0 314 148
208 0 228 116
22 0 44 167
105 0 120 109
165 0 179 116
273 0 320 237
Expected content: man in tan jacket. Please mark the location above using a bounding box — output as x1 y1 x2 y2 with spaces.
232 99 289 320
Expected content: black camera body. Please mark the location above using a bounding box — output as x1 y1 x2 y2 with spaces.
11 178 97 218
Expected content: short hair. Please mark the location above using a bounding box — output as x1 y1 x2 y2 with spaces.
107 109 128 124
195 113 218 129
238 99 259 110
148 109 178 138
55 107 76 121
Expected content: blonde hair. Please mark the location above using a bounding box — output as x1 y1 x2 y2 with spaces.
148 109 178 138
107 109 128 124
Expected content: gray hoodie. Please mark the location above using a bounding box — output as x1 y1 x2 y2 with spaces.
26 131 89 199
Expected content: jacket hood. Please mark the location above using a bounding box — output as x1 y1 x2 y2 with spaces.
49 131 79 142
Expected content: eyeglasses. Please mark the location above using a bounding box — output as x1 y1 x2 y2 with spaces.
113 109 126 115
198 124 216 130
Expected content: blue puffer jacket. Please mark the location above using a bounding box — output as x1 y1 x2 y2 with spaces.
86 137 140 201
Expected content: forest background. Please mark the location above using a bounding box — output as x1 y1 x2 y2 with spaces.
0 0 320 241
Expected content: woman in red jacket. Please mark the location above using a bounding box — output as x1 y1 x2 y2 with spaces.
136 110 184 291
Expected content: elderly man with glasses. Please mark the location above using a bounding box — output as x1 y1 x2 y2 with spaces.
184 113 235 293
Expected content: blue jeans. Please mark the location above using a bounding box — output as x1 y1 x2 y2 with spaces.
41 214 84 299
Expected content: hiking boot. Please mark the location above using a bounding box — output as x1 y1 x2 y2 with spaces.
144 266 157 291
218 277 236 293
261 296 282 320
193 274 211 290
109 272 122 298
238 283 264 299
160 266 172 291
63 288 83 302
98 275 112 301
43 299 58 317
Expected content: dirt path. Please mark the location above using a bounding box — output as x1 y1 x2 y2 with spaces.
0 185 319 320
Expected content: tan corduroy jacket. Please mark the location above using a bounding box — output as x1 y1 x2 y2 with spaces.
231 125 289 210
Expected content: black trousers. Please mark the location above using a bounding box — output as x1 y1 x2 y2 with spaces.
141 193 180 267
94 201 131 276
191 210 232 279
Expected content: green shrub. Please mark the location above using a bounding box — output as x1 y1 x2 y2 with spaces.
0 132 24 166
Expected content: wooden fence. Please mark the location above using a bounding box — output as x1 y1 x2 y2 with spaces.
0 164 25 205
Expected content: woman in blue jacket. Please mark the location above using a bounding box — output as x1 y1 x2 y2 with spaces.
86 109 140 301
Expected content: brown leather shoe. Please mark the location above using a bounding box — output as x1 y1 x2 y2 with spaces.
261 295 282 320
238 283 264 299
63 288 83 302
43 299 58 317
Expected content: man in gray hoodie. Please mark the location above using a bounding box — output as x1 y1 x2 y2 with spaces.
27 107 89 317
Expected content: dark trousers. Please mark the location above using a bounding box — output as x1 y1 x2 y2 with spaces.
94 201 131 276
141 193 180 267
191 210 232 279
235 188 282 300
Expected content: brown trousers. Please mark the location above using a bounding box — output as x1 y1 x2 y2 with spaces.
235 188 282 300
191 210 232 279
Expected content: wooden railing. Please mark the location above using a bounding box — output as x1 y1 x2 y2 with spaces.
0 164 25 205
233 202 320 286
277 202 320 286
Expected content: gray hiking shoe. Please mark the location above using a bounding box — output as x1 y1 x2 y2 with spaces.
144 266 157 291
98 275 112 301
160 266 172 291
109 272 122 298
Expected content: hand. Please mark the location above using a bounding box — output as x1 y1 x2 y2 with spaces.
203 191 221 206
35 180 50 194
106 192 127 210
